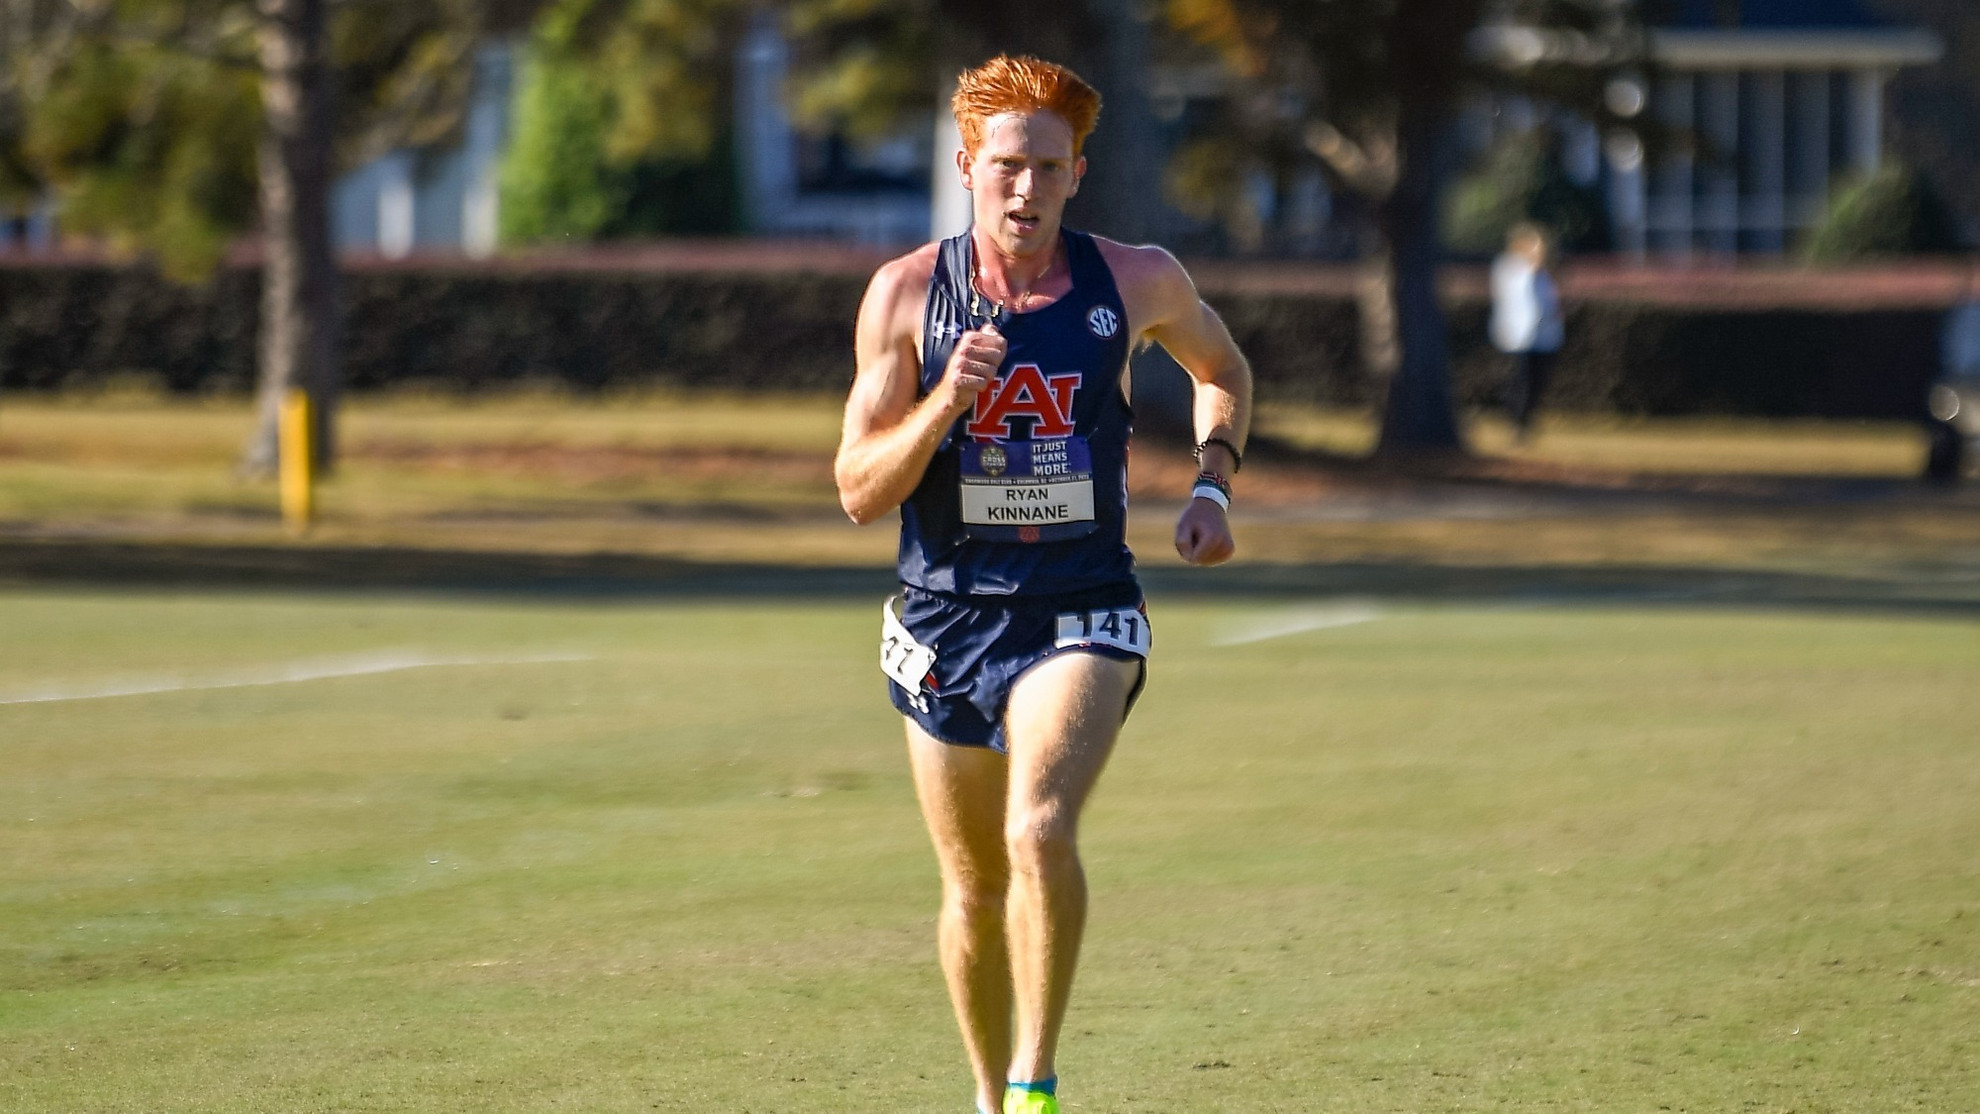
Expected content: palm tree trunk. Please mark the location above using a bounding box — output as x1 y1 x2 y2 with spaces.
242 0 340 477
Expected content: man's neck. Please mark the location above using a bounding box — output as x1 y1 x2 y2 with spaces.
971 227 1062 301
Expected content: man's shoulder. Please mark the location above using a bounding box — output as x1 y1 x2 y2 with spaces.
1090 235 1185 279
859 242 943 341
868 242 944 298
1089 235 1194 303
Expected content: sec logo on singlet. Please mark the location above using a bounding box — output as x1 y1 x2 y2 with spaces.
1086 305 1120 338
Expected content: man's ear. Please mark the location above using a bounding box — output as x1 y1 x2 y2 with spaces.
956 147 975 191
1069 155 1087 197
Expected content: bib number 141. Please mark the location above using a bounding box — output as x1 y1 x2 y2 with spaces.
1054 605 1152 657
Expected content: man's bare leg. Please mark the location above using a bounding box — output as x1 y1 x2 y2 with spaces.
1001 651 1141 1086
908 723 1014 1113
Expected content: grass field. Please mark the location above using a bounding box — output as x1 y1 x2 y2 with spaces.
4 586 1977 1112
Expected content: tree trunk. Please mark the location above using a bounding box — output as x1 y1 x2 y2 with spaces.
1373 90 1464 455
1357 251 1401 382
242 0 340 477
1062 0 1164 244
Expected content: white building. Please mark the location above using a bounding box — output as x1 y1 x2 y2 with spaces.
333 45 513 258
1622 25 1944 257
734 15 938 246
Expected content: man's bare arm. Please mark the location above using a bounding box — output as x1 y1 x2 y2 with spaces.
835 253 1007 525
1139 256 1252 469
1158 281 1252 565
1104 242 1253 565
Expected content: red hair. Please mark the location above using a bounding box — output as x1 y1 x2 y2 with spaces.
951 55 1102 157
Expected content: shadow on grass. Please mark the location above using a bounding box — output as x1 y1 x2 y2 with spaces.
0 538 1974 617
1244 433 1962 507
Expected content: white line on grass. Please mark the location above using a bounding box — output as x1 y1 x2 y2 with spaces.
1211 600 1385 646
0 651 594 706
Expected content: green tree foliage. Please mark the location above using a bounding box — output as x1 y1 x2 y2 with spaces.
500 43 622 242
776 0 1168 241
1802 163 1964 263
777 0 1099 133
612 138 736 236
43 44 262 277
1867 0 1980 239
500 0 740 165
509 0 1168 241
1444 127 1610 257
1 2 265 280
0 0 533 280
497 2 736 245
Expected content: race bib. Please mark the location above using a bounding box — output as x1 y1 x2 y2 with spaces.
1054 604 1152 658
959 437 1098 543
880 596 938 700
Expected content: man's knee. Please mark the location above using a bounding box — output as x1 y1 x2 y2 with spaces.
1005 801 1078 875
944 860 1011 918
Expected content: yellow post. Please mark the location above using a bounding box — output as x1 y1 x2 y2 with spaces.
279 388 314 534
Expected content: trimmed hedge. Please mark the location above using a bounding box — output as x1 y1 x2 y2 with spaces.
0 257 1946 419
0 260 867 395
342 269 859 392
0 263 260 393
1447 301 1943 419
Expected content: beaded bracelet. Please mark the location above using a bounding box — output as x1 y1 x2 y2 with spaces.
1193 436 1244 472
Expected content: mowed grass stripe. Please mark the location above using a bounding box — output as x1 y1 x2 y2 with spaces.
2 590 1976 1111
0 651 595 705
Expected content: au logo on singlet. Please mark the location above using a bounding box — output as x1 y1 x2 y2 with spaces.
966 363 1082 440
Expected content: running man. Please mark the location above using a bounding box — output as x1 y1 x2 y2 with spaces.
834 54 1253 1114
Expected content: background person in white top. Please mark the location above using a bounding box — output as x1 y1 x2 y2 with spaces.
1489 222 1564 440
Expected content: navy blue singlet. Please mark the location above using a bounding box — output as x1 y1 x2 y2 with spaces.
899 228 1136 598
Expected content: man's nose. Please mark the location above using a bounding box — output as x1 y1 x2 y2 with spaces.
1014 166 1037 197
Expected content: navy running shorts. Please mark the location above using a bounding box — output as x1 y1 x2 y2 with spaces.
882 581 1150 753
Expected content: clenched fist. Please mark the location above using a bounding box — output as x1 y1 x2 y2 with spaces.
937 323 1007 416
1174 497 1236 566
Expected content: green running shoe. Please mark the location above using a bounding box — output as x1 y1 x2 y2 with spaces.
1003 1082 1058 1114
